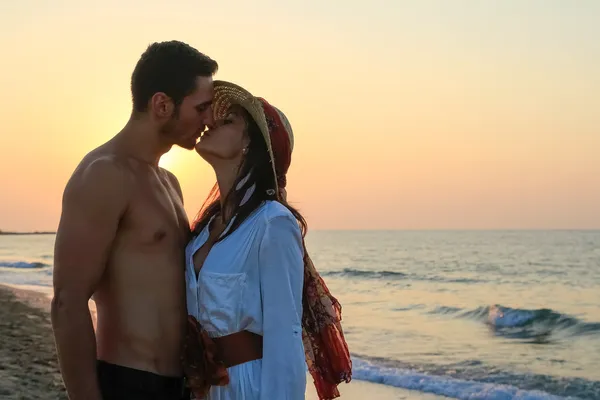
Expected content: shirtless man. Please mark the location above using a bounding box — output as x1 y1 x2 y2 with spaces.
51 41 217 400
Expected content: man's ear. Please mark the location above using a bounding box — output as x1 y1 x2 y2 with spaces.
150 92 175 118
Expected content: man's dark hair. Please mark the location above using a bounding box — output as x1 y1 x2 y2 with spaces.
131 40 218 113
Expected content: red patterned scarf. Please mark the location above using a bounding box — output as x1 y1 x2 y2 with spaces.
260 99 353 399
300 252 352 399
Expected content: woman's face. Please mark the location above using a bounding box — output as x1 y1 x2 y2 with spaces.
195 106 249 164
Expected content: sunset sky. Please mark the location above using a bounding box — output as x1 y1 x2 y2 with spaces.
1 1 599 231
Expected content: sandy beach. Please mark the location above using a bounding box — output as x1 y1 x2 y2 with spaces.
0 284 445 400
0 285 67 399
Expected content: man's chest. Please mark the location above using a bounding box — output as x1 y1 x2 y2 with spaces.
121 174 190 246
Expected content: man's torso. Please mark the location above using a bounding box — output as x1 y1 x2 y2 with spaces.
79 145 190 377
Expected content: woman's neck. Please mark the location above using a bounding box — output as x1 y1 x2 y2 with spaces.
214 162 242 221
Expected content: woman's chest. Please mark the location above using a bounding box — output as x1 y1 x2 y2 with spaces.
190 233 262 328
187 219 263 278
198 237 258 275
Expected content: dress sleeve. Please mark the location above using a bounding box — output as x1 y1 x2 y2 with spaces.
258 214 307 400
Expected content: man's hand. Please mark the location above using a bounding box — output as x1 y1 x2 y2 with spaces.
51 156 130 400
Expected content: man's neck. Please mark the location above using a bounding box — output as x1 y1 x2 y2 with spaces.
114 117 171 166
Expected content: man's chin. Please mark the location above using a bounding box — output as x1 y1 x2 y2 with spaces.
175 141 197 151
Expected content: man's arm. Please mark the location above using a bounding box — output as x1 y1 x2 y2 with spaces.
51 157 130 400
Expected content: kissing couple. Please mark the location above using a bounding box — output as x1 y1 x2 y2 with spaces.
51 40 351 400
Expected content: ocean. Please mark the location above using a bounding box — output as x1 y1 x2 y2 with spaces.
1 231 599 399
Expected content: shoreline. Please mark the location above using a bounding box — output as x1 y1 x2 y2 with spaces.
0 283 448 399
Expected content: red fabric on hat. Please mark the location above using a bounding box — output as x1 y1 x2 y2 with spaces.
257 98 292 188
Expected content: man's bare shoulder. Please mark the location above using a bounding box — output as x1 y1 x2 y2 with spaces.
159 167 178 181
160 167 183 202
64 150 133 204
74 148 128 175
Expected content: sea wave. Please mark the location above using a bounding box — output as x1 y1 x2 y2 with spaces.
321 268 481 283
0 261 49 269
0 260 53 287
351 355 598 399
430 304 600 339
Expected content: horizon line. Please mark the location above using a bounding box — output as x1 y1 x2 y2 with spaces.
2 228 600 235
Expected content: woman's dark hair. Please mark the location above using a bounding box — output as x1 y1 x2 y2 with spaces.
191 108 307 241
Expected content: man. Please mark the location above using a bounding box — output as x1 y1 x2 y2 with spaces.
51 40 217 400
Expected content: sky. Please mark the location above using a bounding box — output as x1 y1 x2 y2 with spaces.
1 0 599 231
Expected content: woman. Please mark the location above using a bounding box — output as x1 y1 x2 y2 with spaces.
182 81 351 400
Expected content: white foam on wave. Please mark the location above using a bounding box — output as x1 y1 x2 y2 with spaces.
487 304 538 328
352 358 577 400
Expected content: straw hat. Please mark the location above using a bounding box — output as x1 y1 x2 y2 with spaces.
212 80 294 193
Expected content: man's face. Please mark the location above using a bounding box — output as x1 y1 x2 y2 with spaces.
162 76 214 150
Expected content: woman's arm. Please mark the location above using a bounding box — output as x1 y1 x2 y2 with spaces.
258 214 307 400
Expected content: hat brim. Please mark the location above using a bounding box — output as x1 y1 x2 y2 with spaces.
212 80 278 192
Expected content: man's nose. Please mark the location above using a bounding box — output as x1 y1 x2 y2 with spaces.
203 110 215 129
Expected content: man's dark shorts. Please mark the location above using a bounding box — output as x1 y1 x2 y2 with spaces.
97 360 189 400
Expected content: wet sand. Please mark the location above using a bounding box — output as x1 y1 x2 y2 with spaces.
0 284 445 399
0 285 67 399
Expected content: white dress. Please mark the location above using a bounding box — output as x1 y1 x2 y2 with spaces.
185 200 307 400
